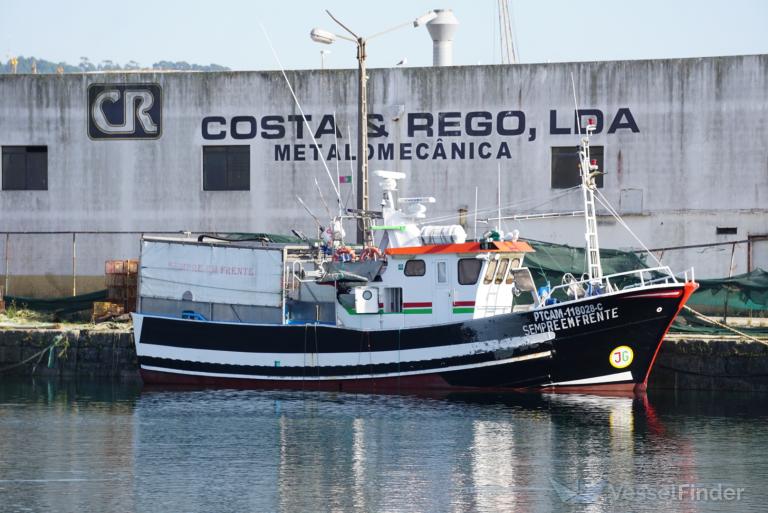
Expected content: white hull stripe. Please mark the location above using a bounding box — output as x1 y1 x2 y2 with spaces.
137 332 555 368
547 371 633 387
625 291 682 299
140 350 554 381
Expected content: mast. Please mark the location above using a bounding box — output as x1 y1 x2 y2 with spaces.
579 119 603 282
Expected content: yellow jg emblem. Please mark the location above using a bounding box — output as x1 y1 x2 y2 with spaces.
609 346 634 369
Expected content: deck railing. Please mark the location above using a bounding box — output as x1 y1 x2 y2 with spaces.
546 265 686 301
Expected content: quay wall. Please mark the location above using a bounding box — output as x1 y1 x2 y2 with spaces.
0 328 138 380
0 55 767 296
0 329 766 392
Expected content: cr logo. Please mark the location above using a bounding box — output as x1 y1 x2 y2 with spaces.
88 83 162 139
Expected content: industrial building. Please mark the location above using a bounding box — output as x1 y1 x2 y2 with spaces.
0 53 766 297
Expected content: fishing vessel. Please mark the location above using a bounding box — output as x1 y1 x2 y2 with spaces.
132 116 697 393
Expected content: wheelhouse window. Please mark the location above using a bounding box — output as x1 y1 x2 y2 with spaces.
483 259 498 285
551 146 603 189
506 257 522 284
203 145 250 191
458 258 482 285
2 146 47 190
494 258 510 284
404 259 426 277
509 268 537 307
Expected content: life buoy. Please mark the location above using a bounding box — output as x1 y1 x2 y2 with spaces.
334 246 357 262
359 246 382 261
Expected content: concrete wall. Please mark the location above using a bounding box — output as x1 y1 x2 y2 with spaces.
1 55 767 296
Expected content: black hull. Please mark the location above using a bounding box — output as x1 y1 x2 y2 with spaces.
134 283 696 393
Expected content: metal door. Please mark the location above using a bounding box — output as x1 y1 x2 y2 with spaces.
434 260 451 321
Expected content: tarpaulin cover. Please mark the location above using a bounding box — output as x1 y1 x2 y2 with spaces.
139 240 284 307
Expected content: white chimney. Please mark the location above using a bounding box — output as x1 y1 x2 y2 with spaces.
426 9 459 67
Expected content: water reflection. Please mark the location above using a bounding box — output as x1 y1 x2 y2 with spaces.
0 379 140 513
1 380 767 513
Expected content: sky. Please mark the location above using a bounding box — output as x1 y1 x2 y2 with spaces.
1 0 767 70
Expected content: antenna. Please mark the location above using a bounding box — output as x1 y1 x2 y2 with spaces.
497 163 502 235
259 23 342 206
497 0 518 64
332 111 343 218
296 196 322 228
474 186 479 241
570 72 582 135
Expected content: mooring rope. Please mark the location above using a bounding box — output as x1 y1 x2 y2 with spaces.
0 334 68 373
680 305 768 346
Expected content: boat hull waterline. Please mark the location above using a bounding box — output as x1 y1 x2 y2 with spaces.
133 283 696 393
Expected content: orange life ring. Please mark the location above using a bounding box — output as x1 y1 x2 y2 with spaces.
360 246 382 261
334 246 357 262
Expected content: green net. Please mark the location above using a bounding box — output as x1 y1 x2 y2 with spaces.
202 232 306 244
526 239 649 286
4 290 108 314
684 268 768 315
670 308 768 336
671 269 768 335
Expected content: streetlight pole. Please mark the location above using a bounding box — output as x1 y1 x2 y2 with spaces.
320 50 330 69
311 10 437 245
356 37 369 245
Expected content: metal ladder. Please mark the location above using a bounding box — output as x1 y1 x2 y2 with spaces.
579 132 604 282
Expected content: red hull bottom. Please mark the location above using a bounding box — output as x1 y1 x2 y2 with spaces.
140 368 643 397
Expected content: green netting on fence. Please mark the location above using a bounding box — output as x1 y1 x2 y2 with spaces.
669 308 768 336
4 290 108 315
684 268 768 315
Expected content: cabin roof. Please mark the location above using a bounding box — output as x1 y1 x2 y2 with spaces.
386 240 534 256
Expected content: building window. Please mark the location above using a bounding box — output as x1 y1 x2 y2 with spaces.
551 146 603 189
458 258 482 285
203 145 250 191
404 259 426 277
2 146 47 190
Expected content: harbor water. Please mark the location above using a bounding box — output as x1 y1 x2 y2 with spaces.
1 379 767 512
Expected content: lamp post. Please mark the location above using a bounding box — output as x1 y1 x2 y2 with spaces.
311 10 437 245
320 50 330 69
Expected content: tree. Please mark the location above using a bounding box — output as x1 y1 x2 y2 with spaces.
79 56 95 72
1 56 229 74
